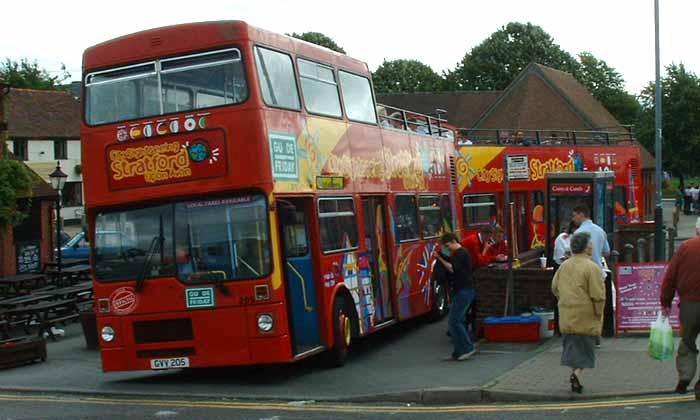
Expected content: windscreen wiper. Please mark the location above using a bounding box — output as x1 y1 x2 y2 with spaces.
135 215 164 292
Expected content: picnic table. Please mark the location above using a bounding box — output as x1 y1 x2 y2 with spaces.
1 298 79 341
49 264 91 286
42 258 89 272
40 282 93 309
0 273 48 298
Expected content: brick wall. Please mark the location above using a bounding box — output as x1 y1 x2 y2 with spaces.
473 267 557 321
0 198 54 276
0 224 15 276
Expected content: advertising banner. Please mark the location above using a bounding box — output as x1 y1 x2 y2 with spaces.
616 262 680 333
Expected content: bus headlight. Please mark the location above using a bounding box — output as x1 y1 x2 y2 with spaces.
101 326 115 342
257 314 274 333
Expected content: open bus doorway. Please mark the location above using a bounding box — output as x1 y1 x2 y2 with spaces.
278 198 322 356
361 196 394 324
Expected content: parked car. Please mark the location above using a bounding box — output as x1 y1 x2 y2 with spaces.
59 230 71 247
59 231 90 259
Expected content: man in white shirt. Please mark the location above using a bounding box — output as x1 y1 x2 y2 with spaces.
553 221 577 266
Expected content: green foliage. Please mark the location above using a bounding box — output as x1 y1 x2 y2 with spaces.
636 64 700 177
0 58 70 90
289 32 346 54
0 159 33 227
445 22 579 90
372 59 444 94
574 52 641 124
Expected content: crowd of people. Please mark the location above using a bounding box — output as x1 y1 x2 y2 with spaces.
432 201 700 396
681 185 700 215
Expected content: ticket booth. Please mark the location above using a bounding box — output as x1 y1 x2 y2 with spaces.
545 171 614 259
545 171 616 336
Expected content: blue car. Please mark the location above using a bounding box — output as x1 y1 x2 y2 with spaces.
59 231 90 259
60 230 135 260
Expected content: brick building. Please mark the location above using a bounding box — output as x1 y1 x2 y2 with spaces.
0 85 61 276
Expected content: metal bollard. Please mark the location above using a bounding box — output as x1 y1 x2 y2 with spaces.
623 243 635 262
667 227 676 259
637 237 647 262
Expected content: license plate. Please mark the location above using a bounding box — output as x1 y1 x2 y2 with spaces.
150 357 190 370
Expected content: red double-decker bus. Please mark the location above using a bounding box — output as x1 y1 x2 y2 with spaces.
455 128 644 254
81 21 457 371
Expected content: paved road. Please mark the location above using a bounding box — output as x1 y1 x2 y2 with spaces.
0 391 697 420
0 319 544 401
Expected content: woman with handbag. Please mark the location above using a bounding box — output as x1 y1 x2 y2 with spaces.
551 232 606 393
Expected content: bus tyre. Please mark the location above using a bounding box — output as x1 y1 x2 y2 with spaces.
428 279 448 322
328 295 352 367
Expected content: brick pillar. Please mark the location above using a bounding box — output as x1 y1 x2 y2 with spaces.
0 224 16 276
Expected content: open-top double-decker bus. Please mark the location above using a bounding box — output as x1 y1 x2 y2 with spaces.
81 20 457 372
455 128 643 255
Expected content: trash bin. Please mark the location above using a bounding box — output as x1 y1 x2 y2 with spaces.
80 310 98 350
533 310 555 339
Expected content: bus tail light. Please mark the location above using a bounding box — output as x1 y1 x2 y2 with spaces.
98 298 111 313
256 313 274 333
255 285 270 301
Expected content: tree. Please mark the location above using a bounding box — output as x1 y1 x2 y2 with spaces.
372 59 444 94
445 22 579 90
0 159 33 227
636 64 700 176
289 32 345 54
574 52 641 124
0 58 70 90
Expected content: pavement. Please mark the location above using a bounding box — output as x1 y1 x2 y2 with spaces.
1 318 696 405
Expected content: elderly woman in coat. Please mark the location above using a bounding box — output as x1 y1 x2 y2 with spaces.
551 231 606 393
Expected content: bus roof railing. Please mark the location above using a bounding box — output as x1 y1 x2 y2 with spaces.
376 103 453 139
457 127 636 146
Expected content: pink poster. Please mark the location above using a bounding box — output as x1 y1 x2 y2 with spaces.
616 263 680 333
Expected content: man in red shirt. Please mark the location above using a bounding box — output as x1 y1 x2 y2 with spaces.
462 225 507 269
660 217 700 394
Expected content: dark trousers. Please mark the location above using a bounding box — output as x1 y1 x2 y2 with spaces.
677 302 700 383
449 289 475 357
684 196 691 215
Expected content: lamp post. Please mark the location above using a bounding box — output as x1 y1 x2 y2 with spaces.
654 0 665 261
49 161 67 280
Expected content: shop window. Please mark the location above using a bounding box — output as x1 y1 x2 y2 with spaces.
63 182 83 207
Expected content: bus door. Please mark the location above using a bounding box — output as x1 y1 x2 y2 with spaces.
278 199 321 355
361 197 393 323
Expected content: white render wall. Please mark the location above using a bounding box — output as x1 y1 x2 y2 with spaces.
5 139 84 222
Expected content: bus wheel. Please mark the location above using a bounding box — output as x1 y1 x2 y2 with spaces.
328 295 352 367
428 279 448 322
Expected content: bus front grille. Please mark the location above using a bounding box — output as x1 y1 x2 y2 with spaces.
133 318 194 344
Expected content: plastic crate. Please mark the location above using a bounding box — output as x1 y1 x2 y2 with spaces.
482 316 541 343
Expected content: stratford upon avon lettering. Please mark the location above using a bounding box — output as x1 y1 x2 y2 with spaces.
529 157 575 181
110 142 192 183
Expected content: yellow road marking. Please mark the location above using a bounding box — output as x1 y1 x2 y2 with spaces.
0 393 694 414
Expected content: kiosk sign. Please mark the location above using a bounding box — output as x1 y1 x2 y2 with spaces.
616 263 680 332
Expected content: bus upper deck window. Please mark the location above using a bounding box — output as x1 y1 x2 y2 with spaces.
254 46 301 110
339 71 376 124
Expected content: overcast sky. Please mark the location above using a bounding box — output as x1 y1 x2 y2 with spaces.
1 0 696 94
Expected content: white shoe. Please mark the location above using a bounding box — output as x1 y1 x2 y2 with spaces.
457 350 477 361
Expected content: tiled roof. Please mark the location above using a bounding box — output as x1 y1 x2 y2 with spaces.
6 88 81 139
473 63 655 169
377 91 501 129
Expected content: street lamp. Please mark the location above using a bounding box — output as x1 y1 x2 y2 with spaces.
49 161 68 280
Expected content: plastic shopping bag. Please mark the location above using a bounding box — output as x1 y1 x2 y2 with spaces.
648 311 675 361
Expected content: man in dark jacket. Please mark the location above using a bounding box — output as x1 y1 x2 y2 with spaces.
660 217 700 394
434 232 476 361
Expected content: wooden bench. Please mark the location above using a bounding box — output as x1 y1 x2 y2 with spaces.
0 337 46 369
